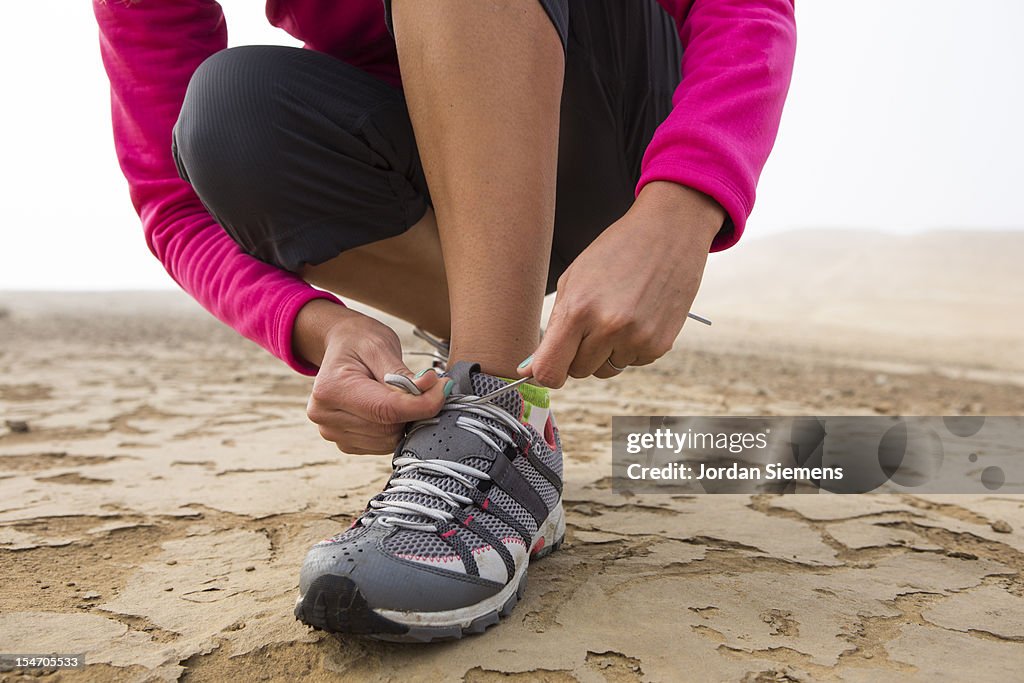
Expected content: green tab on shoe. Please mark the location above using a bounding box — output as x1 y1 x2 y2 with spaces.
498 377 550 409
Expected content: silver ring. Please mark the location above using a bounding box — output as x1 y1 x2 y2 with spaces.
606 357 627 372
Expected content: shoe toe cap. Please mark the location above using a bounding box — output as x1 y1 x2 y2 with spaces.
299 527 504 612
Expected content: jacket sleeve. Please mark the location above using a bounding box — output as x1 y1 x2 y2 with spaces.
642 0 797 250
94 0 341 374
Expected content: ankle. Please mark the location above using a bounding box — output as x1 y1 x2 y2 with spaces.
448 352 530 380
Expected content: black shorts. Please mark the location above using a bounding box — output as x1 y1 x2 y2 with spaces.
172 0 682 293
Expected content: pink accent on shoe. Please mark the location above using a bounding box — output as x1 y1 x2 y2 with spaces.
543 415 558 450
394 553 460 564
441 529 457 538
530 538 546 556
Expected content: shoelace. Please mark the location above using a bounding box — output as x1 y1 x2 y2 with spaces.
404 327 451 370
364 377 534 532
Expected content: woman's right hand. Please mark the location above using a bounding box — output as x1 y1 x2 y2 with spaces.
294 300 449 454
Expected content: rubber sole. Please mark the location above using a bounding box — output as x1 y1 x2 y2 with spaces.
294 535 563 642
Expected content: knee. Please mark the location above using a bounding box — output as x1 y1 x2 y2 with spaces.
173 46 309 229
173 46 294 187
170 45 426 268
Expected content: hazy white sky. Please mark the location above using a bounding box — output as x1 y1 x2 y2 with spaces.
2 1 1022 290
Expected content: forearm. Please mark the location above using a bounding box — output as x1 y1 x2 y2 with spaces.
630 181 725 253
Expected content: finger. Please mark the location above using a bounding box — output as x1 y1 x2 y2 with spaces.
318 424 401 454
567 331 616 379
357 339 445 401
334 437 397 456
363 347 417 384
314 412 403 440
606 351 636 371
412 368 441 394
521 303 584 389
592 352 635 379
338 371 449 424
632 337 676 367
383 369 440 396
308 390 399 435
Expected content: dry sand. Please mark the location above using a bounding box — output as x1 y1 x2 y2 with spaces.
1 230 1022 682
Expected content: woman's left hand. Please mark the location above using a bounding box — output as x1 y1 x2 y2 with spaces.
519 181 724 388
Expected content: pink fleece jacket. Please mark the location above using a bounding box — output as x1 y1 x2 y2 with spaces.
93 0 796 375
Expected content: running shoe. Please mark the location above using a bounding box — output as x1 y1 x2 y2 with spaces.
295 361 565 641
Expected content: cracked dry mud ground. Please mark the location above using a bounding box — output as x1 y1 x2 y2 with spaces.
1 292 1022 683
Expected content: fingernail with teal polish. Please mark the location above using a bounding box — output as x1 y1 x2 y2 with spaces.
443 380 454 397
518 355 533 369
415 368 430 378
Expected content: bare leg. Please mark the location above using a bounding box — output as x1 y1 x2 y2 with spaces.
299 207 450 338
392 0 564 377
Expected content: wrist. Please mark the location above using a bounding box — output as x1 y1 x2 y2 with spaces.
632 181 725 251
293 298 356 367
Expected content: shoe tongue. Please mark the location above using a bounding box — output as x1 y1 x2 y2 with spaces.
444 361 524 418
441 361 479 395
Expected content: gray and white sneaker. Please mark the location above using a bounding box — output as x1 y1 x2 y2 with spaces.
295 361 565 642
